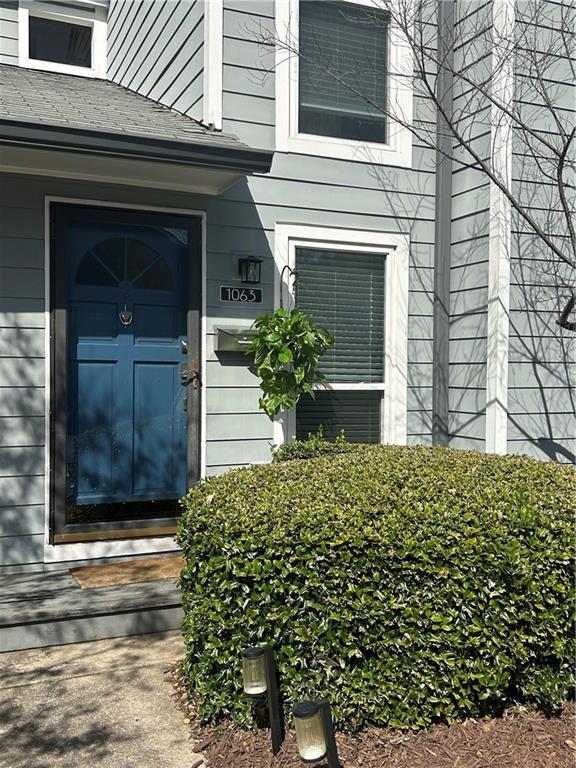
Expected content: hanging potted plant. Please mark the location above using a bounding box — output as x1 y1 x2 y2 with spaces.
250 297 334 419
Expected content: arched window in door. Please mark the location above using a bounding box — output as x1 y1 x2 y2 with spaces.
75 236 174 291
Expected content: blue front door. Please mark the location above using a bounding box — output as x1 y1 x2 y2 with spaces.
51 206 201 537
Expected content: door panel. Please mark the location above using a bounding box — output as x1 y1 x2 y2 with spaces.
50 205 202 541
75 361 117 499
133 361 185 496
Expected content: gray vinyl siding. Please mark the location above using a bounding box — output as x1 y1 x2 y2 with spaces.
220 0 437 446
3 1 572 573
0 0 437 566
107 0 205 121
447 3 492 451
505 0 575 463
0 0 17 65
0 188 45 570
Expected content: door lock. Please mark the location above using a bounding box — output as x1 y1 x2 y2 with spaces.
180 362 201 389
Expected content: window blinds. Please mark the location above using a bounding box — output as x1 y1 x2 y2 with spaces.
296 391 382 443
295 247 386 383
299 1 388 142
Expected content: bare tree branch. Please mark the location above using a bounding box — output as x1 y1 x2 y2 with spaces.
252 0 575 330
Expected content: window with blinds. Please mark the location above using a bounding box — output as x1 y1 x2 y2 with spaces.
295 247 386 443
295 247 386 382
297 391 382 442
298 1 389 143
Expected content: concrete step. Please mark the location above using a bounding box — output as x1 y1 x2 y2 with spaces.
0 570 183 652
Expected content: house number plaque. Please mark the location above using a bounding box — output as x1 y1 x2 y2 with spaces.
220 286 263 303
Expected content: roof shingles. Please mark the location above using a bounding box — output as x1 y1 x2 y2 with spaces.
0 63 247 150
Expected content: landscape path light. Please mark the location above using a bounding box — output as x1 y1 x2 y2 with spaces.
293 699 341 767
241 645 283 754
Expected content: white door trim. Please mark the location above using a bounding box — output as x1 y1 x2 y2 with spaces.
43 196 207 563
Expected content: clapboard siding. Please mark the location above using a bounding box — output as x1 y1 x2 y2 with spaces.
0 505 44 537
0 327 44 357
506 0 575 462
0 206 44 238
107 0 204 122
506 438 575 464
0 237 44 269
206 438 271 467
0 387 44 416
0 416 45 447
0 0 17 65
0 533 44 566
0 124 438 551
0 446 44 477
0 473 44 507
0 301 44 330
207 413 271 440
446 2 492 450
2 0 570 573
0 357 45 388
206 387 261 414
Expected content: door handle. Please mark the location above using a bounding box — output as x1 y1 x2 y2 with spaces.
180 363 201 389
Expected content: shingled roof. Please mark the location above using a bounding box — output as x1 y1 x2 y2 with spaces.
0 64 272 173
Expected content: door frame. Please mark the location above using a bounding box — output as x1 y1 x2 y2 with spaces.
44 197 207 562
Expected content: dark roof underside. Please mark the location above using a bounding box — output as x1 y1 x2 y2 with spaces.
0 64 272 173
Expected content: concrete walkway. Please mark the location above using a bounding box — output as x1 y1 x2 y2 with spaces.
0 631 198 768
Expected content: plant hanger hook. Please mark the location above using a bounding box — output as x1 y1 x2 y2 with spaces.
280 264 298 309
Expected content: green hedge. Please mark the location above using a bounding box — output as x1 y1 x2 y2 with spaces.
177 446 575 731
271 427 360 462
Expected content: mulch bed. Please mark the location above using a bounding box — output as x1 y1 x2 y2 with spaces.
168 666 575 768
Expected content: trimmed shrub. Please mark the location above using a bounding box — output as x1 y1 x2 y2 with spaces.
271 427 360 462
177 445 575 731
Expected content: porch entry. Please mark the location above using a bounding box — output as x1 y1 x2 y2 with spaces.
50 205 202 543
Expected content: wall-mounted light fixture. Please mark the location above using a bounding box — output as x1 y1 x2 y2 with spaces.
239 255 263 284
242 646 284 754
293 699 341 766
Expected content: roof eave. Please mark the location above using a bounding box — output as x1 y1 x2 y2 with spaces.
0 120 274 175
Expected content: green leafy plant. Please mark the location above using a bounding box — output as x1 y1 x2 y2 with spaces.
249 307 334 419
271 425 355 462
177 446 575 732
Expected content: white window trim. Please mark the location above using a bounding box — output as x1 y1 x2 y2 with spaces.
486 0 514 454
19 0 107 79
203 0 223 130
275 0 413 166
273 223 409 447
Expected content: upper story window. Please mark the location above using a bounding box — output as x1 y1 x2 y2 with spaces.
29 16 92 68
19 0 107 78
299 1 388 144
276 0 413 167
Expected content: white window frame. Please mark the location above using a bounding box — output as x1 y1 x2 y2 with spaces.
19 0 107 79
274 223 409 446
275 0 413 166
